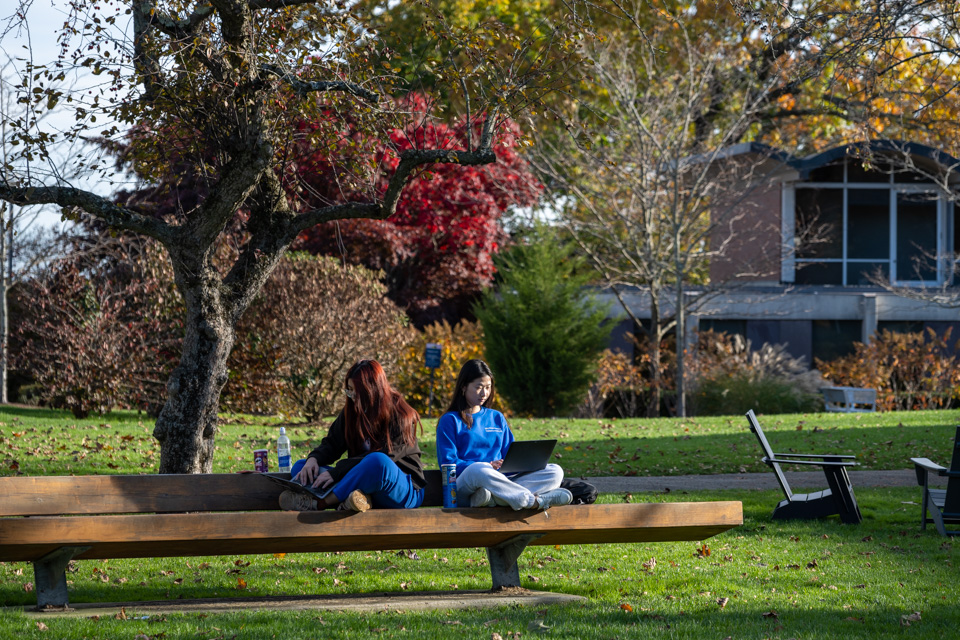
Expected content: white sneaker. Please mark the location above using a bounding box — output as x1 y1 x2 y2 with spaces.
536 488 573 510
470 488 496 507
279 490 318 511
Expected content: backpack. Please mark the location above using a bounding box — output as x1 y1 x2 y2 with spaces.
560 478 598 505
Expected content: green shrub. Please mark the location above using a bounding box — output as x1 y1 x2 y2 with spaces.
692 372 822 416
225 254 412 420
688 330 823 416
474 225 611 417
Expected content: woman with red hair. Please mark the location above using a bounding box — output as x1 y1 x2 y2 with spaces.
280 359 425 512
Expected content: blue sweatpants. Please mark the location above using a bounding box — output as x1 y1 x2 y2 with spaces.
290 452 423 509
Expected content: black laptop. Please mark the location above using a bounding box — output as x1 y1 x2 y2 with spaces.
260 473 338 500
499 439 558 474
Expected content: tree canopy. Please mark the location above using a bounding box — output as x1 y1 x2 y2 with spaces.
0 0 582 472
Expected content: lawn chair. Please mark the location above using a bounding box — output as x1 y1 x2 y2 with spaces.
746 410 862 524
909 426 960 536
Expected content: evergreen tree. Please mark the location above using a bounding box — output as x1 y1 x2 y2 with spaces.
475 225 611 416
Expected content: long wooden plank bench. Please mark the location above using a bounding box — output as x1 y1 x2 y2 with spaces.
0 472 742 610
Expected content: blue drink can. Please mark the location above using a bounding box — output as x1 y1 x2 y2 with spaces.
441 464 457 508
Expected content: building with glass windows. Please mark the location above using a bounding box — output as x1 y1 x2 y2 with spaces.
603 141 960 366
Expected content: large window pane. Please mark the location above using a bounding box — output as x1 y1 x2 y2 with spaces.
848 189 889 259
877 320 924 336
847 262 888 285
812 320 861 363
897 192 938 281
699 319 746 338
795 261 843 284
796 189 843 259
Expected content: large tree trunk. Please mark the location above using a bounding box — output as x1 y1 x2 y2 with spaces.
153 278 236 474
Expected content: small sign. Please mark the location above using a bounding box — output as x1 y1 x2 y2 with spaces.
425 343 442 369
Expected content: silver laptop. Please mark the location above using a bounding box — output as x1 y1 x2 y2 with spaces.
260 473 338 500
499 439 557 475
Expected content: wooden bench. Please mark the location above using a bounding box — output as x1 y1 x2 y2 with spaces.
746 410 862 524
0 472 742 610
820 386 877 413
910 425 960 536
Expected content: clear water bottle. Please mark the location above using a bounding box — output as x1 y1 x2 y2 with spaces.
277 427 291 473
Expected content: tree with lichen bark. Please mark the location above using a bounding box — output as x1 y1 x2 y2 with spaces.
0 1 583 472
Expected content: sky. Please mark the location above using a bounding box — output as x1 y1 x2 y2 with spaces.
2 0 127 230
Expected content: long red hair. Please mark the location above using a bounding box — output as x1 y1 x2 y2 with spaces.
343 359 421 454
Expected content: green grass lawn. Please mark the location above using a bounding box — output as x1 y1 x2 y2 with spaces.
2 405 958 477
1 406 958 639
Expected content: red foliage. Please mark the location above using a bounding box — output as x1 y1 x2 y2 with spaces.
293 96 542 325
110 95 542 326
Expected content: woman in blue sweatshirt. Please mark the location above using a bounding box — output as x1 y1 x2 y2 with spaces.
436 359 571 510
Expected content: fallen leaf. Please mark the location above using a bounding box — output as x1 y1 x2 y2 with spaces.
527 619 552 633
762 610 778 619
620 603 634 612
641 557 656 572
36 622 48 631
236 577 247 589
492 634 503 640
115 607 127 620
717 597 729 609
900 611 922 626
23 582 34 592
274 553 286 559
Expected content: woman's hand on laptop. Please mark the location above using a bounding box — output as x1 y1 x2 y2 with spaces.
295 457 319 485
490 459 503 470
312 470 335 489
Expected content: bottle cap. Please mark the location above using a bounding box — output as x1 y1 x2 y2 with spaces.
279 426 286 435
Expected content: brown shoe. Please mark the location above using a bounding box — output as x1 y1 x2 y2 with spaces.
279 490 318 511
338 490 371 512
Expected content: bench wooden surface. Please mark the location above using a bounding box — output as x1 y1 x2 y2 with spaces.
0 472 742 609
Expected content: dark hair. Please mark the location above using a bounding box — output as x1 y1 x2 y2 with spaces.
446 359 495 427
343 359 421 453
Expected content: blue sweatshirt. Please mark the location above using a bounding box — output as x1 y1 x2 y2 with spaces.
436 408 515 477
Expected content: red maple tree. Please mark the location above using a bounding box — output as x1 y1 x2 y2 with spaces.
292 95 542 325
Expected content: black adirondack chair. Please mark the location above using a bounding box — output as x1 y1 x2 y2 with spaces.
746 410 862 524
910 426 960 536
